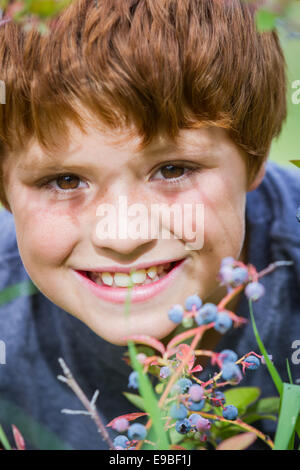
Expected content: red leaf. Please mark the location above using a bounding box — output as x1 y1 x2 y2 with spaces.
123 335 165 356
176 344 195 371
216 432 257 450
190 365 203 373
12 425 26 450
170 444 187 450
106 412 148 427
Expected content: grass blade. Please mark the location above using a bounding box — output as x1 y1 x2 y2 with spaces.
124 288 169 450
0 424 12 450
274 383 300 450
248 299 283 396
286 358 293 385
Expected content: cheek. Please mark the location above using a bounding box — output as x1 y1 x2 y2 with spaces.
14 202 79 267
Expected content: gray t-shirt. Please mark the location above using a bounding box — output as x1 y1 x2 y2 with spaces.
0 160 300 450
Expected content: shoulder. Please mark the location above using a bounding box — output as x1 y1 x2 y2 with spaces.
0 208 19 262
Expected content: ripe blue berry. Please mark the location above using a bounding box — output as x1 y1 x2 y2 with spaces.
128 371 139 389
214 312 233 334
176 378 193 393
185 294 202 311
175 418 191 434
218 265 234 285
169 403 188 420
168 304 184 323
112 417 129 433
244 355 260 370
113 435 129 448
222 405 238 420
187 398 205 411
188 384 204 402
221 362 242 383
221 256 235 268
160 366 171 379
195 303 218 325
127 423 147 441
219 349 238 364
232 267 249 286
245 281 265 301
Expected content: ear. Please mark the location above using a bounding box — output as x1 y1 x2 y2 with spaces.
247 161 266 192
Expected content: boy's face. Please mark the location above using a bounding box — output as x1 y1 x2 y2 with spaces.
3 123 264 345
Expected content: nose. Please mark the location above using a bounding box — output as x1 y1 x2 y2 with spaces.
90 194 156 255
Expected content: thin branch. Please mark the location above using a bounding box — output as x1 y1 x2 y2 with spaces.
57 358 115 450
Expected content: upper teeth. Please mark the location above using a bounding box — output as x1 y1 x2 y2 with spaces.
88 263 172 287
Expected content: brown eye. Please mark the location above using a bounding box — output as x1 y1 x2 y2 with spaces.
160 165 185 179
56 174 80 190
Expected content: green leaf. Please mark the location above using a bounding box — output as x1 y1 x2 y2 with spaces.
124 288 170 450
223 387 261 415
274 383 300 450
242 413 277 425
216 432 257 450
290 160 300 168
0 280 39 307
249 299 283 396
247 397 280 415
122 392 146 412
169 426 184 445
255 9 278 32
0 424 12 450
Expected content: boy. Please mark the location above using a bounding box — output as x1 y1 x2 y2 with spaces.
0 0 300 450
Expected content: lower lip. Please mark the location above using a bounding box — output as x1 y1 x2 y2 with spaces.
72 259 187 304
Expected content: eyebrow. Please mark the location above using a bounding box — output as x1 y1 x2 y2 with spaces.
19 144 213 173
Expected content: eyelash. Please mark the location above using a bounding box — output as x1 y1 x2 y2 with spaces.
36 164 200 194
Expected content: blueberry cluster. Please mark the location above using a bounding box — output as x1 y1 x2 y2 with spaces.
113 422 147 450
167 294 233 334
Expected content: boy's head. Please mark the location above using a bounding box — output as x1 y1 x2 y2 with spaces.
0 0 286 345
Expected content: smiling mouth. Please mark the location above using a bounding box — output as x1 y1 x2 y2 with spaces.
80 260 179 288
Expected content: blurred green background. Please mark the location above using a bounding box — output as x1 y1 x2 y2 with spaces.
270 27 300 167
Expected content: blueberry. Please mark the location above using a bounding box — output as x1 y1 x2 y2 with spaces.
127 423 147 441
214 312 232 334
113 435 129 448
185 294 202 311
219 349 238 364
221 362 242 383
188 384 204 402
176 378 193 394
160 366 171 379
128 371 139 389
168 305 184 323
188 413 202 426
222 405 238 421
210 390 226 407
195 416 211 431
187 398 205 411
221 256 235 268
195 303 218 325
245 281 265 301
232 267 249 286
112 417 129 433
175 418 191 434
218 265 234 284
169 403 188 420
244 355 260 370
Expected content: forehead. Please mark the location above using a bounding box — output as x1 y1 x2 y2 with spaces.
12 121 236 173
